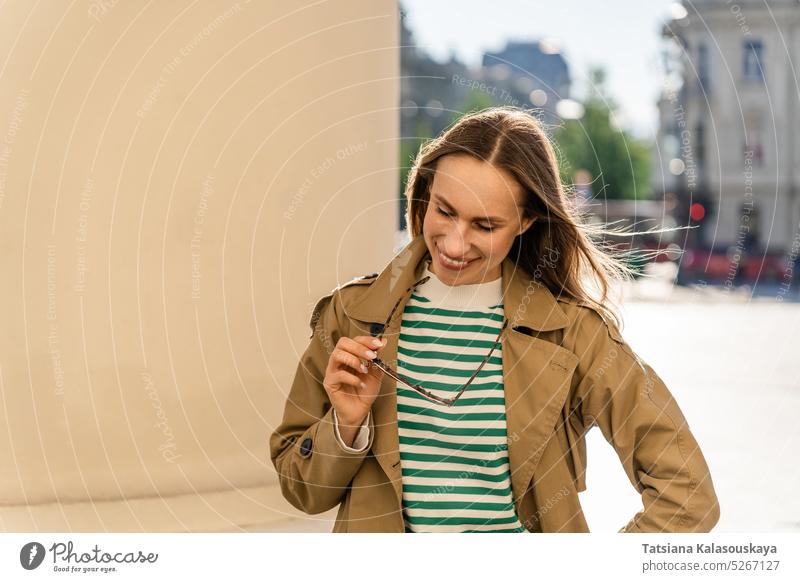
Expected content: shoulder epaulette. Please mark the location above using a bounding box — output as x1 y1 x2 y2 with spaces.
559 297 625 344
308 272 379 337
334 272 378 289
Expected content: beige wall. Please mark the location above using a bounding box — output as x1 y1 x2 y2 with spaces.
0 0 398 531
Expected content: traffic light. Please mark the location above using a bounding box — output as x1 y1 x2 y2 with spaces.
689 201 706 222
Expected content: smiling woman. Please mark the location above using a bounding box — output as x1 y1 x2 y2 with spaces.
424 153 534 284
270 106 720 534
405 106 633 328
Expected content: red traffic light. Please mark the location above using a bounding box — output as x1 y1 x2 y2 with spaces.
690 202 706 222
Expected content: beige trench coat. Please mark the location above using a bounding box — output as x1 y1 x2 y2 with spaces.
269 236 720 532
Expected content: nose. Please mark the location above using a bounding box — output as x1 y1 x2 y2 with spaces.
440 223 473 258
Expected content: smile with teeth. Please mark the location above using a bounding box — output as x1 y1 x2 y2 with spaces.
438 248 477 268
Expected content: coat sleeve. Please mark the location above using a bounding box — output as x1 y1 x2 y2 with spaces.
333 409 371 452
268 290 375 515
568 307 720 532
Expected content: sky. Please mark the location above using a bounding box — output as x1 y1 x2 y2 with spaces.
401 0 682 140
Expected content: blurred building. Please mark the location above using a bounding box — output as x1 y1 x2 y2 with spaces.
400 13 572 137
482 40 571 123
399 9 471 140
662 0 800 253
399 8 573 229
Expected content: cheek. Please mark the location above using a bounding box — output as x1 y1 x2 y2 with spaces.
423 209 447 233
481 229 516 257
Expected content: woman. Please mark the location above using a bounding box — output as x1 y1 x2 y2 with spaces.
269 107 720 533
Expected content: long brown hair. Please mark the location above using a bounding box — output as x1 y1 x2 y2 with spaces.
404 106 644 330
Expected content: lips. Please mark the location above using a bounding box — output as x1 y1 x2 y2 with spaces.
437 247 478 270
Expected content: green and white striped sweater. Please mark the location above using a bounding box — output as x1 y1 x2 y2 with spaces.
331 259 527 531
395 259 525 533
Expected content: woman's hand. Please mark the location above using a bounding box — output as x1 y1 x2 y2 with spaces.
323 335 386 432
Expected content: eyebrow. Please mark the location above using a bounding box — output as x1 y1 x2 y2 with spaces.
432 193 508 224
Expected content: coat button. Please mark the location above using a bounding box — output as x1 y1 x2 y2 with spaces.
299 437 313 458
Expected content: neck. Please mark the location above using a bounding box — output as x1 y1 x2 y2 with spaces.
428 261 501 286
420 259 503 308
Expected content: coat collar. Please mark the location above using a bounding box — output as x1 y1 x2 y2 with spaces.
345 235 569 332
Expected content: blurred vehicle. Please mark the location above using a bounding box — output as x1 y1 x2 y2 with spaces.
676 246 793 286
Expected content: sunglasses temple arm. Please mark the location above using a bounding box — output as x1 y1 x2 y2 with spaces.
372 359 455 406
449 319 508 401
371 358 401 383
473 323 506 376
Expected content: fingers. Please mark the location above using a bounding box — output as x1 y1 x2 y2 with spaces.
328 369 365 390
352 335 387 351
339 335 386 360
350 336 387 378
326 336 388 384
331 349 369 374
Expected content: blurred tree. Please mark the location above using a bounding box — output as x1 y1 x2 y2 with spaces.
398 120 430 230
555 67 652 200
450 89 495 125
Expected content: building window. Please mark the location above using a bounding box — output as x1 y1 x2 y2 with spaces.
695 122 705 168
743 111 765 167
743 40 765 82
698 42 710 92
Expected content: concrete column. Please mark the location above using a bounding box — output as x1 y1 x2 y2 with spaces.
0 0 399 531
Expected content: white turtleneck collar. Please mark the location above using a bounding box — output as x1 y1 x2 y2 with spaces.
416 259 503 309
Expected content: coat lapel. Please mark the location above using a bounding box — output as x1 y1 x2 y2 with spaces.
344 236 579 510
496 255 580 509
345 237 431 503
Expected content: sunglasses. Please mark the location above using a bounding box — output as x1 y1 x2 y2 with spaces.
368 275 508 407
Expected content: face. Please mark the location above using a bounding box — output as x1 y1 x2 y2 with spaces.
423 153 535 286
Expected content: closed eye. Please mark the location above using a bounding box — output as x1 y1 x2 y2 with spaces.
436 207 494 232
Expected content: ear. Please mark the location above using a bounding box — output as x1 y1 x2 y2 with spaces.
519 216 536 236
